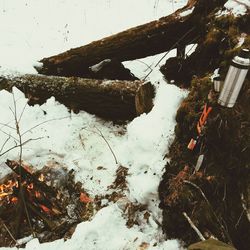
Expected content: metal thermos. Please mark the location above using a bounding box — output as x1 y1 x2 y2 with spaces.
218 48 250 107
213 75 222 92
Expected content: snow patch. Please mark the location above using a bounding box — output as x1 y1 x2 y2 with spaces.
179 7 194 17
218 0 249 16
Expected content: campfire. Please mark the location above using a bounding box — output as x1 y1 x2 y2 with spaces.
0 160 93 247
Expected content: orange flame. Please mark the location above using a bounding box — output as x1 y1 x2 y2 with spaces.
38 174 45 182
0 179 18 200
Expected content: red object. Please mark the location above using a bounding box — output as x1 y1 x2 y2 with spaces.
187 138 197 150
40 204 51 214
80 192 92 203
197 104 212 134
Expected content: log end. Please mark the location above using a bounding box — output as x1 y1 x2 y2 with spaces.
135 82 155 115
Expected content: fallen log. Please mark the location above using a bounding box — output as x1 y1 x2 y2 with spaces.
36 0 227 77
0 74 154 121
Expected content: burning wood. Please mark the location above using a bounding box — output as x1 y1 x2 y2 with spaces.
0 161 94 248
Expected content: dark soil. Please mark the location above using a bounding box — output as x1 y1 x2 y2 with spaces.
159 10 250 249
0 162 94 248
159 74 250 249
160 12 250 87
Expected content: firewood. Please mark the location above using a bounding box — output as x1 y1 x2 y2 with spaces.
0 74 154 121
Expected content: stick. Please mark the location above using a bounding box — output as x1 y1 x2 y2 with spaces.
0 135 11 154
0 137 43 158
184 180 232 244
12 93 35 238
82 127 118 165
21 116 70 136
0 218 17 244
183 212 205 241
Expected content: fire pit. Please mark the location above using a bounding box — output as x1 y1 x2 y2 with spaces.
0 160 93 247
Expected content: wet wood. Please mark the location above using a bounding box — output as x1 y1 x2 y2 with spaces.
0 74 154 121
36 0 226 77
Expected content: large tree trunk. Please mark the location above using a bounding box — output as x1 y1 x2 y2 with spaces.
36 0 226 77
0 74 154 121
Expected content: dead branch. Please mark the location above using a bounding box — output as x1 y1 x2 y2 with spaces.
11 93 35 237
0 137 43 158
184 180 232 244
183 212 205 241
0 218 17 244
82 127 118 165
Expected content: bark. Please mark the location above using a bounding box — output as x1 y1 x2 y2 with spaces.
0 74 154 121
36 0 227 77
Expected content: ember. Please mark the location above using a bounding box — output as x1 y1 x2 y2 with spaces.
0 160 94 248
0 179 18 200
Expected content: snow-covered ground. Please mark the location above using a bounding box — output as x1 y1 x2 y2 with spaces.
0 1 189 249
1 0 244 249
0 83 186 249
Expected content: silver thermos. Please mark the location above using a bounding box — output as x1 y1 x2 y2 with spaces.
213 75 222 92
218 48 250 107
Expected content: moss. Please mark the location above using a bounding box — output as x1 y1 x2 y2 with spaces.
160 74 250 249
161 12 250 87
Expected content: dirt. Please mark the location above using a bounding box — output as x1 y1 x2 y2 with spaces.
0 162 94 248
160 12 250 87
158 9 250 249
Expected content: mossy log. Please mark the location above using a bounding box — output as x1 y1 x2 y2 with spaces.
36 0 226 77
160 12 250 87
0 74 155 121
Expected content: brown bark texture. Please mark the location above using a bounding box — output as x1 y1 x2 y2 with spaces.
36 0 227 77
0 74 154 121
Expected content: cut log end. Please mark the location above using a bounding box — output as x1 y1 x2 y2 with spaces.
135 82 155 115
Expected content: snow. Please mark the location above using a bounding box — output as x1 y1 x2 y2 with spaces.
2 0 245 248
5 205 180 250
0 0 191 249
0 0 188 75
218 0 250 16
0 80 187 250
179 7 194 17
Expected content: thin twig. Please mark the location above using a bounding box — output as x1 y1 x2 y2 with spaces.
12 93 35 237
95 127 118 164
184 180 232 244
82 127 118 164
21 116 70 136
135 59 153 72
0 219 17 244
183 212 205 241
18 102 28 124
185 42 197 56
0 122 16 130
235 209 244 229
142 27 196 80
79 134 85 151
0 137 43 158
0 135 11 154
0 128 19 143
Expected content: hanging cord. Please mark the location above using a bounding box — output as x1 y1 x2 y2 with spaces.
185 42 198 57
142 26 196 81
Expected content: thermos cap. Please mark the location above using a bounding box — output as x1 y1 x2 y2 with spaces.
239 48 250 59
